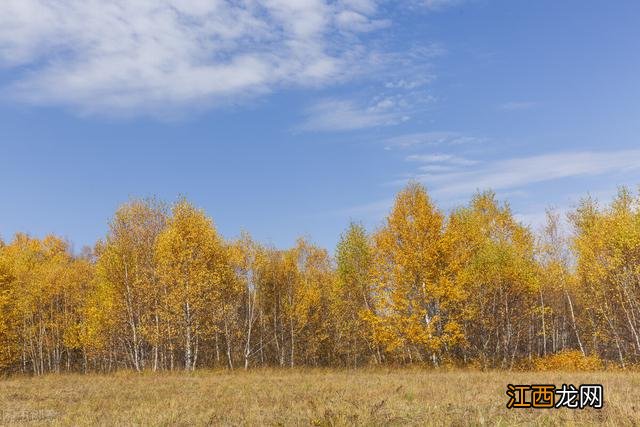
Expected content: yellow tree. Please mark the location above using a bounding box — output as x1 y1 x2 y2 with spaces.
369 183 464 365
571 188 640 366
49 245 97 373
536 210 584 357
93 198 167 371
155 199 237 370
334 222 377 365
3 234 46 373
291 239 334 366
445 192 537 367
253 246 289 366
268 239 332 367
0 234 90 374
37 237 92 373
0 237 19 371
229 232 266 369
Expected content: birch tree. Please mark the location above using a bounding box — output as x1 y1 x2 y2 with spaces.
155 199 235 370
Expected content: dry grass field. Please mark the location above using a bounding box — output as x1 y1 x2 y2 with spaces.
1 369 639 426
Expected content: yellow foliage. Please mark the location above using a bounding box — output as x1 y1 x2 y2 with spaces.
369 183 465 362
3 186 640 373
528 350 604 371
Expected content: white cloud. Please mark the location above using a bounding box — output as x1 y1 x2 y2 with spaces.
384 76 435 90
423 0 466 10
342 149 640 224
336 10 391 32
297 98 409 132
417 164 457 173
383 131 486 148
411 149 640 197
499 101 537 111
406 153 477 165
0 0 392 115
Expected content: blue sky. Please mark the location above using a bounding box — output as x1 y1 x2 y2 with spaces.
1 0 639 252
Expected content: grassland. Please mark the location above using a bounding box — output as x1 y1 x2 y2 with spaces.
1 369 639 426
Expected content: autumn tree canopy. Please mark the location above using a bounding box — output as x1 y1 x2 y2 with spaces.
1 183 640 373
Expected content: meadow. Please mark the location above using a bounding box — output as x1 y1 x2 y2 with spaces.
1 369 638 426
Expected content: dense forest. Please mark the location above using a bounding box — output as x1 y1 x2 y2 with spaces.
1 183 640 374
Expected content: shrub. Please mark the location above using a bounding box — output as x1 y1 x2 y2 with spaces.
530 350 603 371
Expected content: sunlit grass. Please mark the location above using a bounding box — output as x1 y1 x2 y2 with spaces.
1 369 637 425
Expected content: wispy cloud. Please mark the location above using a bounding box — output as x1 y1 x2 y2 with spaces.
406 153 478 166
499 101 538 111
0 0 394 116
384 76 435 90
408 149 640 197
513 187 625 232
342 149 640 223
423 0 467 11
0 0 463 117
297 97 410 132
382 131 486 149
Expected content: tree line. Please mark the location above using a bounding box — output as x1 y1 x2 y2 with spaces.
1 183 639 374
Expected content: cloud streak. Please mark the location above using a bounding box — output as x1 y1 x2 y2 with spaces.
499 101 537 111
297 97 410 132
406 153 478 166
342 149 640 222
382 131 486 148
409 149 640 197
423 0 467 11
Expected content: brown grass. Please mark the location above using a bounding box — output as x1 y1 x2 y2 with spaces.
1 369 638 426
